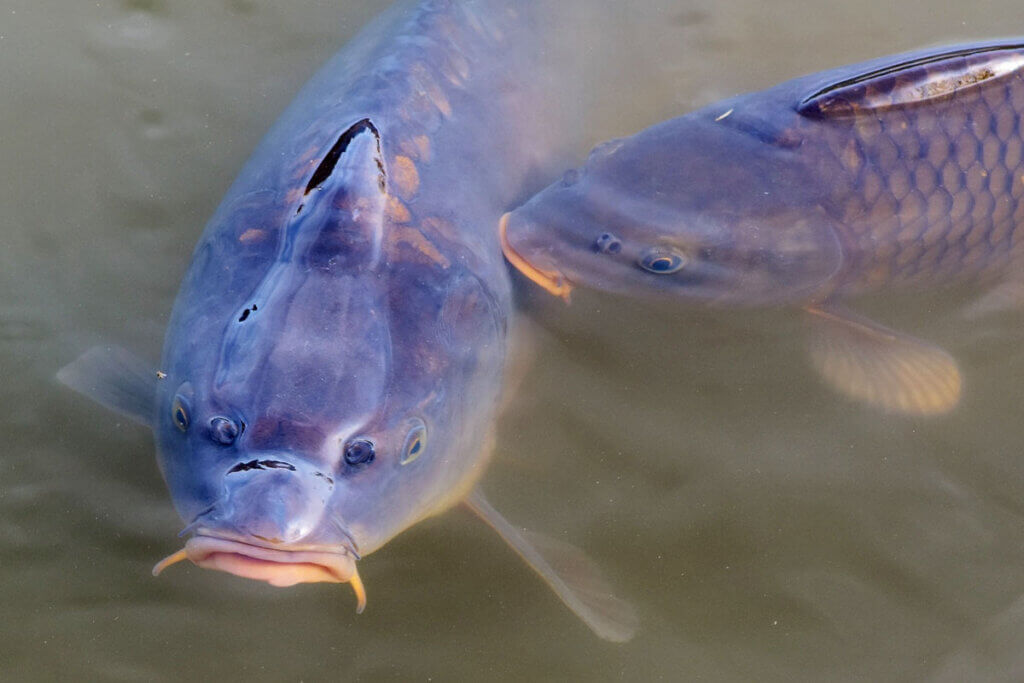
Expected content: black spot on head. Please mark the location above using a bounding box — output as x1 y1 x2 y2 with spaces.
304 118 383 196
314 472 335 486
237 303 258 322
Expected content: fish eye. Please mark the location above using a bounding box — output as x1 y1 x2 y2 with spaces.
344 438 376 467
171 395 191 432
401 420 427 465
594 232 622 254
638 247 686 274
209 416 240 445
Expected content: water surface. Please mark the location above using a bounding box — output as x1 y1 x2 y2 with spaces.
4 0 1024 680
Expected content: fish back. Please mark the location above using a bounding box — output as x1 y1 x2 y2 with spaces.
794 41 1024 293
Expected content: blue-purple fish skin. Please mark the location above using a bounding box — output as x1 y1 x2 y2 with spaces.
59 0 638 641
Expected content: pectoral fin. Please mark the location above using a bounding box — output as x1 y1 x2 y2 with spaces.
465 488 638 642
804 305 961 415
56 345 158 427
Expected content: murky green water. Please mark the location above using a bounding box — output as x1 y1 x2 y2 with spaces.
5 0 1024 680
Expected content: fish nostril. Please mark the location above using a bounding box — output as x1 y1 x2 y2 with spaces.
594 232 622 254
210 416 241 445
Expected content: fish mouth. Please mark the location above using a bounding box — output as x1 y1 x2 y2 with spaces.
153 535 366 611
499 212 573 302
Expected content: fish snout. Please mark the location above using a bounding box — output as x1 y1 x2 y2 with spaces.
153 534 366 610
499 212 573 301
151 453 368 608
152 456 366 608
214 456 334 546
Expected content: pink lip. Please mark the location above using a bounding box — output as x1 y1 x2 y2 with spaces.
183 535 356 588
152 534 368 612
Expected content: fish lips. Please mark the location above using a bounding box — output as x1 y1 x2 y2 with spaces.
499 211 574 302
183 535 357 587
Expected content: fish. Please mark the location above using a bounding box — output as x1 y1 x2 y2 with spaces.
58 0 636 642
500 39 1024 415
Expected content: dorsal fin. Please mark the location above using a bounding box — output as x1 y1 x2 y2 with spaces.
798 42 1024 119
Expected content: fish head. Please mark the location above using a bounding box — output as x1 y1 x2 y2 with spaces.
152 269 389 592
152 119 506 597
502 114 844 306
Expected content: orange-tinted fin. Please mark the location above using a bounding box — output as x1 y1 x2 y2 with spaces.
349 567 367 614
498 213 573 302
465 488 638 642
152 548 189 576
804 305 962 415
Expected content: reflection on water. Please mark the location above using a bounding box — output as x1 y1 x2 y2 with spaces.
5 0 1024 679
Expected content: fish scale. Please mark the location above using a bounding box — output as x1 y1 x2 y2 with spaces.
802 53 1024 292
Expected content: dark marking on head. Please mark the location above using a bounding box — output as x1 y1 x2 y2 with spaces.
374 159 386 193
237 303 258 322
226 459 296 474
260 460 296 470
303 118 385 198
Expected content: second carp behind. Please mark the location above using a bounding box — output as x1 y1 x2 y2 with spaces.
503 39 1024 417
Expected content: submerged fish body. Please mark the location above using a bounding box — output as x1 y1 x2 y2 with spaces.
503 40 1024 415
60 0 636 641
157 0 525 566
